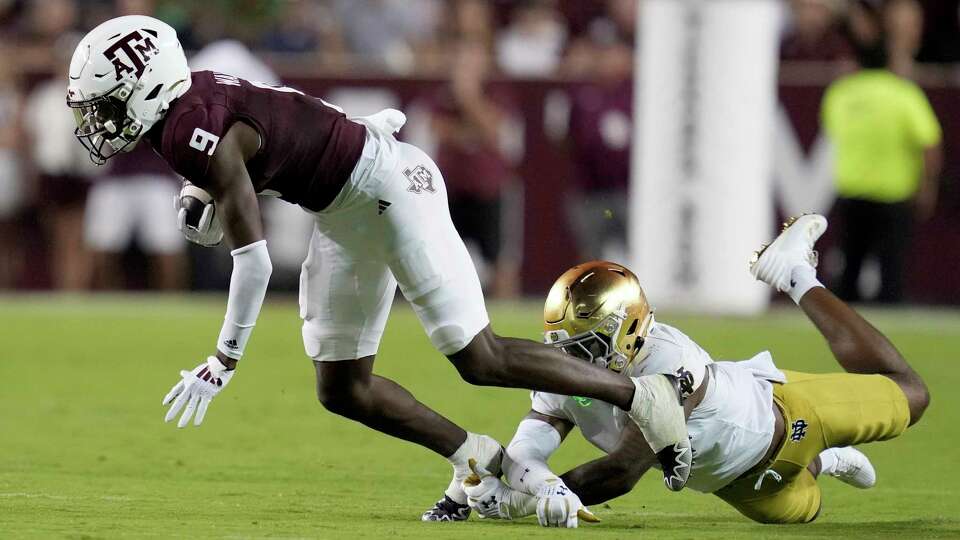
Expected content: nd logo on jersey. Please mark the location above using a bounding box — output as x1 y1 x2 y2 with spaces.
404 165 436 194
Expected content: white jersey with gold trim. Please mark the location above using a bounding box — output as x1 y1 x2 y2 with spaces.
531 321 781 493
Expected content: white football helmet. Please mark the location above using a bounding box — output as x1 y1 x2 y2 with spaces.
66 15 191 164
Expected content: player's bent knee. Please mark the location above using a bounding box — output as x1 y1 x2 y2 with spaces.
888 371 930 425
314 360 374 419
451 355 498 386
316 381 367 417
447 327 504 387
908 377 931 425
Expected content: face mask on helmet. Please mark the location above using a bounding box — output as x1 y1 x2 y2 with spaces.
68 83 143 165
545 312 632 372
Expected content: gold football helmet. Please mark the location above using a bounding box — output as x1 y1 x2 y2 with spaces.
543 261 654 373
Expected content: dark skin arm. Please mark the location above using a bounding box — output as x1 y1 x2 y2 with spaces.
510 410 655 506
201 121 264 369
561 420 656 505
556 370 710 505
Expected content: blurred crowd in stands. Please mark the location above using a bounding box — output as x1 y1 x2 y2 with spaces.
0 0 956 300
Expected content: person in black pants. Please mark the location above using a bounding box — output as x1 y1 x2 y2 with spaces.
835 198 913 303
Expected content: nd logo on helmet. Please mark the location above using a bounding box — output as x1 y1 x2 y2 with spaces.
104 29 159 81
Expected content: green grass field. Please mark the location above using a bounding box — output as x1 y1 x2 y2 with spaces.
1 295 959 539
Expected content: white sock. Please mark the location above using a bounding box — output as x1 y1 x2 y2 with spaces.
443 432 480 504
818 447 838 476
788 265 824 305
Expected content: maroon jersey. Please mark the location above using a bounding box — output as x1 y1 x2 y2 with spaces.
146 71 366 211
108 141 173 178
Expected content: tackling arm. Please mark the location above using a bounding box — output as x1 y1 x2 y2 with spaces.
559 422 656 505
503 411 654 506
504 411 573 495
470 411 598 527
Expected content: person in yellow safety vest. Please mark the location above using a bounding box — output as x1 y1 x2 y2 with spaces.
821 1 942 303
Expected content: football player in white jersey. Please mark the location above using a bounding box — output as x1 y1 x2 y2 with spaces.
457 214 929 527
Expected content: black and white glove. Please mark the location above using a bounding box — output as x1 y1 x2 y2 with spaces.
176 182 223 247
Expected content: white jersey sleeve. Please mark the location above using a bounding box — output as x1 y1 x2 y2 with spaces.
530 391 572 421
632 321 713 396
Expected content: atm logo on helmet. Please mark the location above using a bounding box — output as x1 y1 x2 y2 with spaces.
104 29 159 81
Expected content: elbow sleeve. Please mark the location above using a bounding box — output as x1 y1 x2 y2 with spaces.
505 419 563 494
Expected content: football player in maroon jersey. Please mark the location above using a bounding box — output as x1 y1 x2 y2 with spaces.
66 15 693 518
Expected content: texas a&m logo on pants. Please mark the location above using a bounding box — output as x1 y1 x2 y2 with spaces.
104 29 159 81
404 165 436 194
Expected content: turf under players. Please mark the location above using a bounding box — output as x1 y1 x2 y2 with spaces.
64 15 694 516
457 214 930 527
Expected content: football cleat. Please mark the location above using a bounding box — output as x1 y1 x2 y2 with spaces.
822 447 876 489
627 374 691 491
421 495 471 522
749 213 828 293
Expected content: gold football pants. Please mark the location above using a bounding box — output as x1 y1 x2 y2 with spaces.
714 370 910 524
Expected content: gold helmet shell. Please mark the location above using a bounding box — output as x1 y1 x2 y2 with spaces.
543 261 654 372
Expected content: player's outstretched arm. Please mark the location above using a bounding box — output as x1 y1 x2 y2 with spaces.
503 411 572 495
559 421 656 505
162 122 272 428
468 411 598 527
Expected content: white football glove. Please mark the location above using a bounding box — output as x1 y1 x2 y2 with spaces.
463 459 522 520
536 480 599 528
162 356 235 428
176 183 223 247
463 459 539 520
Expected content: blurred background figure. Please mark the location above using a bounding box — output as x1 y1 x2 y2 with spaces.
884 0 924 76
13 0 80 75
780 0 854 61
822 0 943 303
0 46 23 289
564 0 636 76
430 38 520 298
80 0 184 291
261 0 341 56
563 14 634 264
495 0 567 77
83 145 185 291
333 0 445 74
23 32 96 291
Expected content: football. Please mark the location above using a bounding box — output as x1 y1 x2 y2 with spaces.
179 184 215 228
